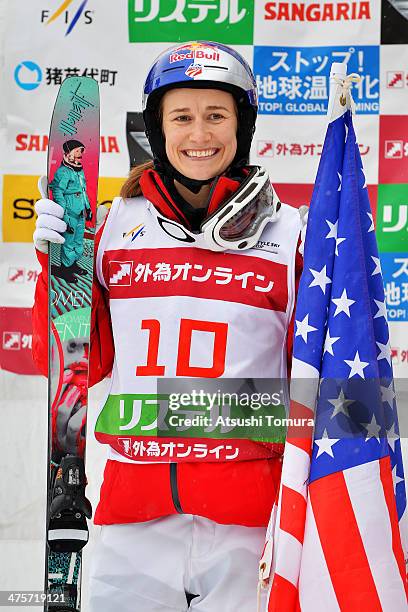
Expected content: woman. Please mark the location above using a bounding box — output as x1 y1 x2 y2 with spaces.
32 41 304 611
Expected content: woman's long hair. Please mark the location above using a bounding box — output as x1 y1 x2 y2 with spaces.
120 159 154 199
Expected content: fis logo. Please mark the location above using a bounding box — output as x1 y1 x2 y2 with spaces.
122 223 146 241
41 0 93 36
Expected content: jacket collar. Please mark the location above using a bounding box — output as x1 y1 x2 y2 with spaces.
139 168 242 230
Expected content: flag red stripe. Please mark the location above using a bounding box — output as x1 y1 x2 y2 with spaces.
285 401 314 454
379 455 408 594
284 436 312 454
280 485 307 544
268 574 300 612
310 471 382 610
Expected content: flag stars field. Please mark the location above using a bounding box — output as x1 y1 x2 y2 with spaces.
335 236 346 256
328 388 355 419
332 287 355 317
373 298 387 320
315 428 340 458
362 415 382 442
376 340 392 365
325 219 338 240
371 255 381 276
387 423 399 454
323 329 340 356
360 168 368 190
295 313 318 343
309 264 332 293
324 218 346 254
392 464 404 487
381 380 396 408
344 350 369 378
367 211 374 232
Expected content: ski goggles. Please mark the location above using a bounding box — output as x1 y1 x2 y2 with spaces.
200 166 279 251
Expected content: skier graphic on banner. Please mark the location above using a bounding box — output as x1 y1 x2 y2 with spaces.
49 139 92 281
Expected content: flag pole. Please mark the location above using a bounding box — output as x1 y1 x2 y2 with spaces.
327 62 347 120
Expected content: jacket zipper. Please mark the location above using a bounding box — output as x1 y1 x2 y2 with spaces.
169 463 183 513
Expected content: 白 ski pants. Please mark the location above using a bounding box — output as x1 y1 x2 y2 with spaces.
89 513 268 611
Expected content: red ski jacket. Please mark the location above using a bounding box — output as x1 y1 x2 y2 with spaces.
32 169 303 528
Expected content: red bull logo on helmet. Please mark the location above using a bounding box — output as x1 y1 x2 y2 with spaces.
170 43 220 64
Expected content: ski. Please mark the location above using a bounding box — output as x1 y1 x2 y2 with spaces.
43 76 100 612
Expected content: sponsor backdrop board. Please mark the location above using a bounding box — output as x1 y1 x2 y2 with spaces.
0 1 407 381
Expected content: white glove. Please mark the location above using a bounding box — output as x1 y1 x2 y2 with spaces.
298 205 309 256
33 175 67 254
34 175 109 253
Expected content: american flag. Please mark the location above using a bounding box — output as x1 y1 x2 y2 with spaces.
260 104 408 610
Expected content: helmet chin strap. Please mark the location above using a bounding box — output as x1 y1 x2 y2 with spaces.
154 158 216 194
